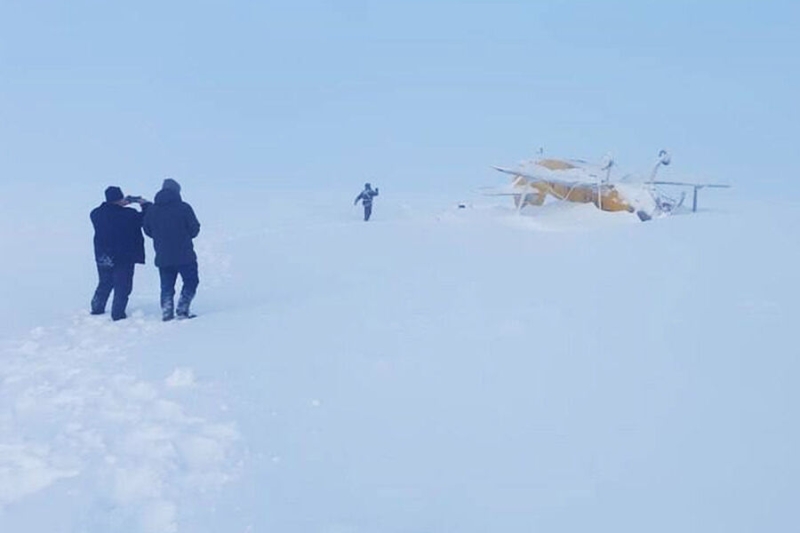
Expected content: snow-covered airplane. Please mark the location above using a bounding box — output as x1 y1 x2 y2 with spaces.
486 150 729 221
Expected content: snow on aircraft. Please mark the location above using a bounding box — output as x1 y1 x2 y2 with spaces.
486 150 729 221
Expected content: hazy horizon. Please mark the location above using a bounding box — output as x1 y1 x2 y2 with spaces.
2 1 799 195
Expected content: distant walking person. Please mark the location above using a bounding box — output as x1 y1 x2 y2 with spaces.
354 182 379 221
143 178 201 321
90 186 151 321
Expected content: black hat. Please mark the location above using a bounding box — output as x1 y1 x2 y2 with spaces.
105 186 124 202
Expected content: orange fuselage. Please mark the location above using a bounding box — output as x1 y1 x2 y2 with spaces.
513 178 634 213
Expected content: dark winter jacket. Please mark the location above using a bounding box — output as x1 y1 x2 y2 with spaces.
142 188 201 267
355 187 379 206
90 202 148 266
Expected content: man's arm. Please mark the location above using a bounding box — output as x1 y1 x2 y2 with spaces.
134 199 152 225
186 204 201 238
142 208 152 237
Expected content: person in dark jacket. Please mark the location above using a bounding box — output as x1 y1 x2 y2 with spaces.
354 182 379 221
90 186 151 321
143 178 201 321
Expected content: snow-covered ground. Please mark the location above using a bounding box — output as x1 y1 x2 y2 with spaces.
1 180 798 532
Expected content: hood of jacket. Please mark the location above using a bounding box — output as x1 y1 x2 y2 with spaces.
154 187 182 205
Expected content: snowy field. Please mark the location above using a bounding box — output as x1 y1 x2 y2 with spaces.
1 180 798 532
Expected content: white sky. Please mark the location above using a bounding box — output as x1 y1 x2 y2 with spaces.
1 1 798 192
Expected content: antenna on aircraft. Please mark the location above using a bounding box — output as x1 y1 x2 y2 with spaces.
649 149 671 183
600 152 614 183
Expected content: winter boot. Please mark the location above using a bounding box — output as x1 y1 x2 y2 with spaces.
176 294 196 320
161 297 175 322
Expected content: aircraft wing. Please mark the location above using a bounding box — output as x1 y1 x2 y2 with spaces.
651 181 731 188
491 166 582 186
491 166 540 179
492 166 598 187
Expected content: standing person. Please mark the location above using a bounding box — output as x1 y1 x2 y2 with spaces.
90 186 151 321
143 178 201 321
354 182 379 221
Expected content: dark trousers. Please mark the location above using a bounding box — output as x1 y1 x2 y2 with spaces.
159 261 199 318
363 203 373 221
91 262 135 321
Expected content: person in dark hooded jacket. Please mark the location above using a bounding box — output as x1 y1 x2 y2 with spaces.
354 182 379 221
90 186 151 320
143 178 201 321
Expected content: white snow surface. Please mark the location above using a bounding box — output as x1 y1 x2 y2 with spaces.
0 181 798 532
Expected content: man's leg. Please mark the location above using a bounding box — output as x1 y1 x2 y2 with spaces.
364 203 372 221
91 265 114 314
110 263 135 321
159 266 179 321
176 262 199 318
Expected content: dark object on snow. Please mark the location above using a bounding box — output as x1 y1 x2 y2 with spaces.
90 187 151 320
143 179 201 320
354 183 379 221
